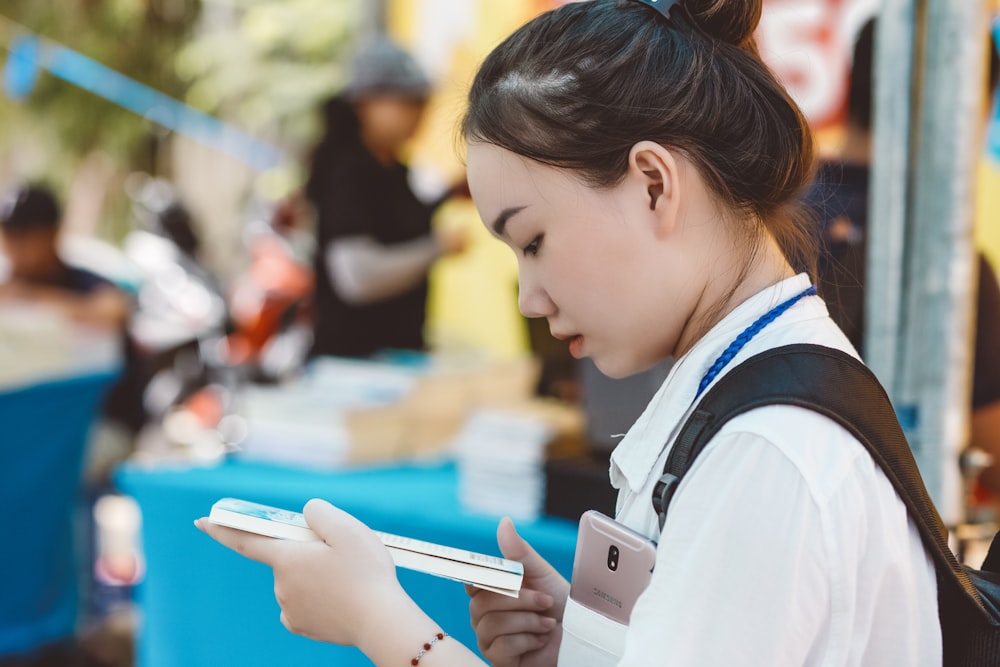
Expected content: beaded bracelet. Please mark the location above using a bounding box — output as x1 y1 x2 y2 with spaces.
410 631 448 666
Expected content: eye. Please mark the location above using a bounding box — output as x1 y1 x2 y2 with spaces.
522 234 543 257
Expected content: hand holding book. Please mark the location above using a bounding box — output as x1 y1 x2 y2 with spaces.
204 497 524 596
196 498 559 667
196 498 408 649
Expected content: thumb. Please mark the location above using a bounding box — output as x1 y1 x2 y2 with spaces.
497 517 557 578
302 498 367 545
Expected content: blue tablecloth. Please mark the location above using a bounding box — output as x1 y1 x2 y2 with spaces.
0 371 119 657
116 459 579 667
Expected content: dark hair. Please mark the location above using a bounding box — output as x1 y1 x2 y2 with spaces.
305 95 362 204
847 19 875 132
990 31 999 98
0 184 61 231
463 0 817 280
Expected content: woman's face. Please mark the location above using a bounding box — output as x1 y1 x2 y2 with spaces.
466 142 709 379
1 227 60 282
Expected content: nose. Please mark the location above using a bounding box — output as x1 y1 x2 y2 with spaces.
517 268 555 319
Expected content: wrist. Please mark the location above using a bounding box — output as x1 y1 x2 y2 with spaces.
356 585 439 662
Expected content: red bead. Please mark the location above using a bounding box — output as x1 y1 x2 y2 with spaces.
437 633 444 640
424 643 431 650
411 660 418 666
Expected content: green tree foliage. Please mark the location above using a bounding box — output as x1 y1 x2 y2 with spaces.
177 0 361 160
1 0 201 167
0 0 361 235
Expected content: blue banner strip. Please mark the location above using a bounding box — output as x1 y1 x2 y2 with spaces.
4 32 284 171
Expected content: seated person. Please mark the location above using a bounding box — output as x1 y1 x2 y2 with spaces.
0 184 128 330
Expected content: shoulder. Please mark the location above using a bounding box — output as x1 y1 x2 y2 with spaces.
712 406 875 506
317 145 384 189
696 317 873 505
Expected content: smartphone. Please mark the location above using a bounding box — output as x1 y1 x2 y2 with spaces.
568 510 657 625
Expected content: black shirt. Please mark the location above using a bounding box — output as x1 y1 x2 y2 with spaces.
309 143 435 358
806 160 1000 408
58 264 111 294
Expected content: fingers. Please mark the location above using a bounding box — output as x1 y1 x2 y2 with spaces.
481 626 552 662
474 609 557 658
301 498 374 547
195 518 287 565
468 587 554 626
497 518 558 579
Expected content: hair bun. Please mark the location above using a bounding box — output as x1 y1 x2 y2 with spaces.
685 0 762 47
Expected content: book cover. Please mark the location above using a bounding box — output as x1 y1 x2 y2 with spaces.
207 498 524 597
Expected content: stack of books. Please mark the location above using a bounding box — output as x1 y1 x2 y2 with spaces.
453 409 555 521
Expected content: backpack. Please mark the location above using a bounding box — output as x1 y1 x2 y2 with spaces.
650 343 1000 665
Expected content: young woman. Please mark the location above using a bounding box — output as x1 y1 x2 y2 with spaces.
199 1 940 664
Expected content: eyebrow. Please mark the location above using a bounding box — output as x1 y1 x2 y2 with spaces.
491 206 527 238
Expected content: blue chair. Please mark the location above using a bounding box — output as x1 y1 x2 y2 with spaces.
0 371 119 659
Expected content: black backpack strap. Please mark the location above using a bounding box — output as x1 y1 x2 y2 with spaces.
650 343 988 617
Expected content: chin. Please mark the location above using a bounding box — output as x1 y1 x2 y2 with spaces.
592 356 659 380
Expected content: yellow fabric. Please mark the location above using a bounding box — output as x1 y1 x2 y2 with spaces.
387 0 549 358
979 159 1000 269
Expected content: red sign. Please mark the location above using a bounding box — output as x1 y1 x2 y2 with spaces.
757 0 876 129
545 0 877 130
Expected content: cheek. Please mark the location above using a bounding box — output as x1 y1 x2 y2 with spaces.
559 234 647 304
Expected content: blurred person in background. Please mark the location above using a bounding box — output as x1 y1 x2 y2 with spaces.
806 20 1000 506
0 183 128 667
0 184 129 330
0 180 137 503
305 36 467 359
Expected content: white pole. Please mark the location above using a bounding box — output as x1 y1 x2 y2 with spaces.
869 0 989 524
866 0 918 390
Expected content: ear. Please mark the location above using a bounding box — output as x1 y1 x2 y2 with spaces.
627 141 681 238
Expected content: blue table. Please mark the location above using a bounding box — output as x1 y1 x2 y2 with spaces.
116 459 579 667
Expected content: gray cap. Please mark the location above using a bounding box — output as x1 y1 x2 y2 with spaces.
345 36 431 100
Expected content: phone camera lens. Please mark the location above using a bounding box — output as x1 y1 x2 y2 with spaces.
608 545 619 571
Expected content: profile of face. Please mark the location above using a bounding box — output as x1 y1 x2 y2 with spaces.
1 227 59 282
459 0 814 380
353 96 427 156
466 141 719 379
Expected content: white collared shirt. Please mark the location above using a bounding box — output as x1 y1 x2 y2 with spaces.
606 274 940 666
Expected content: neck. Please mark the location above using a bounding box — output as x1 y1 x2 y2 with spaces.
673 233 796 358
359 130 396 166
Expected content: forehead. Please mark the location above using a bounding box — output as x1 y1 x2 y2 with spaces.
466 142 585 217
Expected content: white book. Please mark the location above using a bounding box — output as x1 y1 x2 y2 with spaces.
207 498 523 597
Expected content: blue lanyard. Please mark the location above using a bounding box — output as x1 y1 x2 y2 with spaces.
695 285 817 399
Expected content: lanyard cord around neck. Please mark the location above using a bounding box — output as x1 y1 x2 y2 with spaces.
695 284 818 399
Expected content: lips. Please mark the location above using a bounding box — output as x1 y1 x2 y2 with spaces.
568 335 584 359
551 330 585 358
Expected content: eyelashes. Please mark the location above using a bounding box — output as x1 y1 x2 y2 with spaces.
522 234 543 257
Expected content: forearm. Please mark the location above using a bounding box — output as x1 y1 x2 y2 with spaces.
326 236 440 305
1 284 128 330
72 289 129 329
358 594 488 667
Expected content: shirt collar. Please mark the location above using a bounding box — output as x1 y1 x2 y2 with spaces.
608 273 819 494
